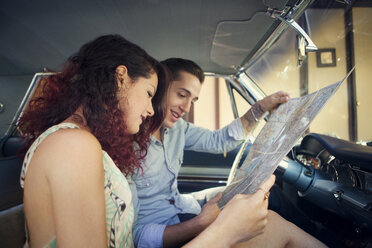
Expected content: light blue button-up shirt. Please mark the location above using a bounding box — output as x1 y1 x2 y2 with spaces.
129 118 245 248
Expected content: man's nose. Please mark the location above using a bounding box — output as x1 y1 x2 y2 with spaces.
180 100 192 113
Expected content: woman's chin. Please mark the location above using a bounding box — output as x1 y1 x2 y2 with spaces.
125 126 140 135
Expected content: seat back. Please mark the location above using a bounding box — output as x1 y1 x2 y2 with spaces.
0 136 26 247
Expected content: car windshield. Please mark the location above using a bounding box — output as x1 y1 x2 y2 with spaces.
190 1 371 145
245 4 371 143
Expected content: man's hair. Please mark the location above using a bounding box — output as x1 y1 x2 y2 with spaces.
161 58 205 84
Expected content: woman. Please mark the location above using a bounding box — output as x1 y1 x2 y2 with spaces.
18 34 275 247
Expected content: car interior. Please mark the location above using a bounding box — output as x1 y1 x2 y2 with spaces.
1 0 371 247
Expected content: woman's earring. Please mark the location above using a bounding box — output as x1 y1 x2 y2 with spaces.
117 85 121 100
116 77 125 100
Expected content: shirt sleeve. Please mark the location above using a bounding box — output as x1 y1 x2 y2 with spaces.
134 223 166 248
183 118 245 153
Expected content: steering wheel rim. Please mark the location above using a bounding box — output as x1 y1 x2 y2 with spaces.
226 135 252 186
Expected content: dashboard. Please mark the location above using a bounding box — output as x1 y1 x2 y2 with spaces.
295 133 372 193
296 152 372 192
285 133 372 232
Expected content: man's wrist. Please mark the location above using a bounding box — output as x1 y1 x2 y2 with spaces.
193 213 210 230
244 102 265 123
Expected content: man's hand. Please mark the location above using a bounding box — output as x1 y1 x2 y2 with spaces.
195 192 222 229
163 193 222 247
240 91 289 136
257 91 289 113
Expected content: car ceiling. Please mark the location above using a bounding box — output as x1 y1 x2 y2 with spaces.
0 0 293 77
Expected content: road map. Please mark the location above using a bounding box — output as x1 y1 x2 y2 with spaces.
217 77 348 209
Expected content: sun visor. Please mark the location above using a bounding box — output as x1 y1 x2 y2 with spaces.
263 0 289 10
210 12 276 70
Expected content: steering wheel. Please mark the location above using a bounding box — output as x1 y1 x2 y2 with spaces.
226 135 252 186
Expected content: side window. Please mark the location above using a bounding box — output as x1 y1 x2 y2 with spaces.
192 77 243 131
0 75 33 135
192 76 262 135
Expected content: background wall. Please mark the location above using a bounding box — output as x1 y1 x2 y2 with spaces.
306 8 349 140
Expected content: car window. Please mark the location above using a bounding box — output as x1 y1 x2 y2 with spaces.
0 75 33 135
192 77 252 131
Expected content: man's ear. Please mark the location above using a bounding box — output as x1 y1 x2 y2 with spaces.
115 65 129 88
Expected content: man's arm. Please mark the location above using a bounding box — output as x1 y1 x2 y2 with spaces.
183 91 289 153
240 91 289 136
163 216 207 248
163 194 221 248
133 195 220 248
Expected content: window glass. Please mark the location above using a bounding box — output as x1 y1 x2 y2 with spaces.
246 7 372 142
193 77 264 136
194 6 372 143
353 7 372 142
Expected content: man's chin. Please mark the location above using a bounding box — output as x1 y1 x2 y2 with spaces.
163 120 175 129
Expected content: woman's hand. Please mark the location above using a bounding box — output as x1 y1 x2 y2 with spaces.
212 175 276 246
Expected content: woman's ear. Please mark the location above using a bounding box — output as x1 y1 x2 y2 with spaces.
115 65 129 88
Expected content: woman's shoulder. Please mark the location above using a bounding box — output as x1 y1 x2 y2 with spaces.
33 127 103 174
42 127 101 152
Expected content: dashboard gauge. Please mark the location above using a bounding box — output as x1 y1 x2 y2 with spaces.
364 172 372 192
296 153 359 188
321 159 357 187
335 164 357 187
322 163 337 181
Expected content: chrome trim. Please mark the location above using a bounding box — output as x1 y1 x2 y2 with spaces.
237 0 315 73
225 79 239 119
236 72 266 103
204 72 230 79
179 166 230 178
273 14 317 52
225 75 254 104
178 178 227 184
5 72 56 136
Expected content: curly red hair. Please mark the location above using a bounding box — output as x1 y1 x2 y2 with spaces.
18 34 168 176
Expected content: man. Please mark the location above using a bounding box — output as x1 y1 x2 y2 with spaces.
130 58 294 247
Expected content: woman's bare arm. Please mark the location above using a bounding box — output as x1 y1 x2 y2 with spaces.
27 129 107 247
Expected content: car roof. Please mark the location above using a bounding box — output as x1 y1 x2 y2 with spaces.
0 0 302 77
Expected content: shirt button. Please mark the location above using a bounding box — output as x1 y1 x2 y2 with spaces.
146 183 150 187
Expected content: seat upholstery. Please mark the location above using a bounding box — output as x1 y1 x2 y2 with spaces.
0 136 26 247
0 204 25 248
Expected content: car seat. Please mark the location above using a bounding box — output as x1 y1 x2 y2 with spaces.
0 135 26 248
